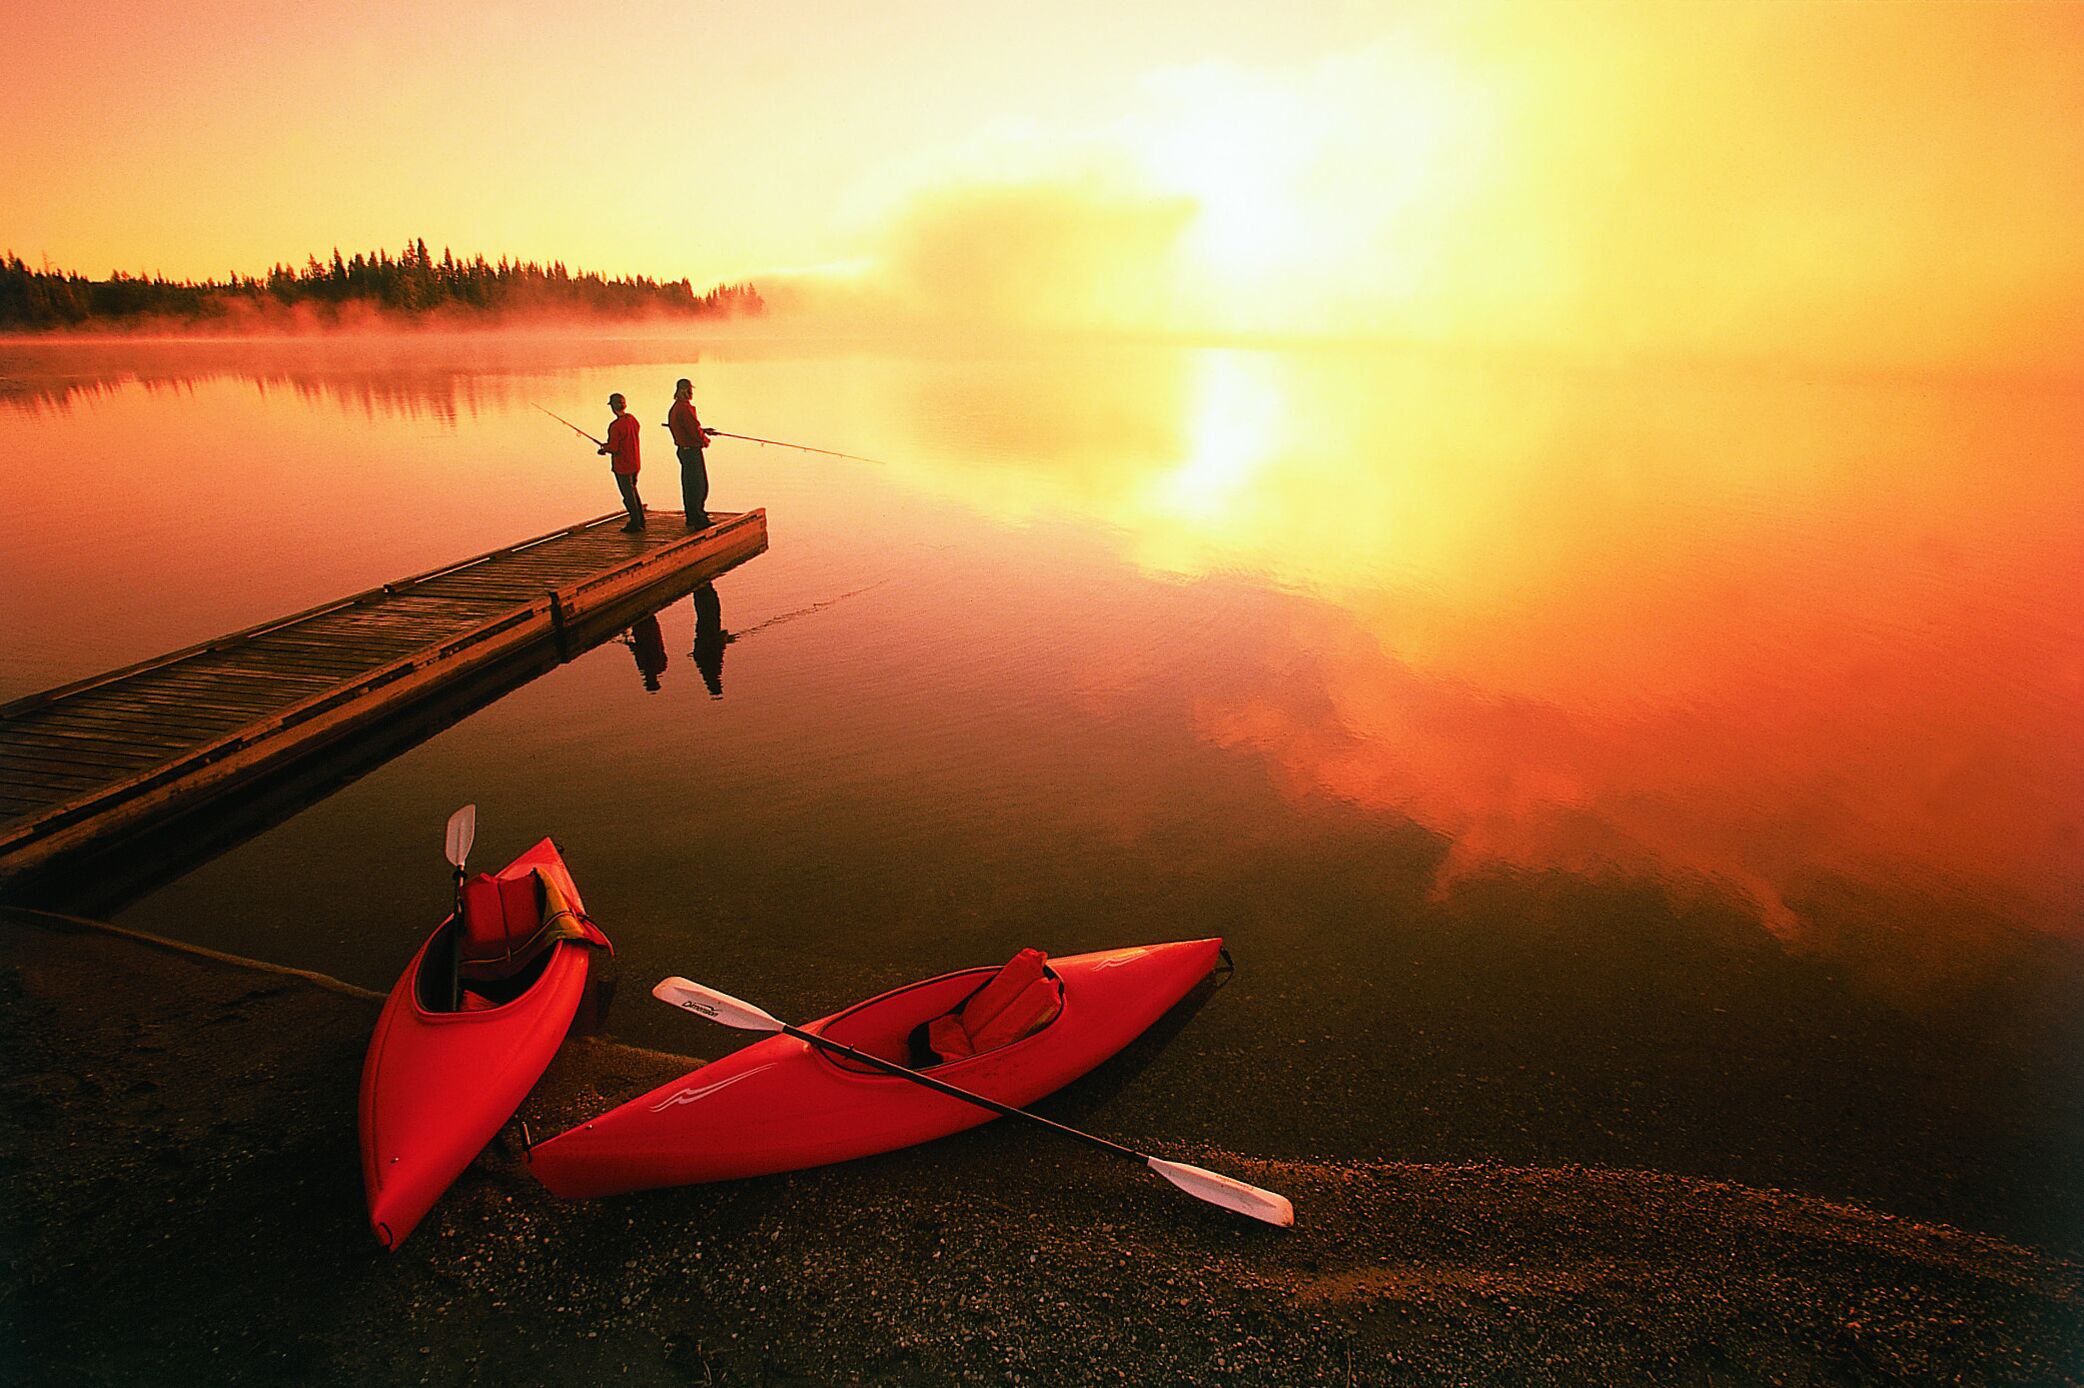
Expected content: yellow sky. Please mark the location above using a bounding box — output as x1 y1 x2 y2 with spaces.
5 1 2082 363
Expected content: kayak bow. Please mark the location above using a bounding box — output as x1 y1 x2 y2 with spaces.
359 837 602 1248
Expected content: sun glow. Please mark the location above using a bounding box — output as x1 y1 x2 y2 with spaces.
835 4 2084 365
1127 79 1317 285
1147 350 1282 522
1118 50 1478 324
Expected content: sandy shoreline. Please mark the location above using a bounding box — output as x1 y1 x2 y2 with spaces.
2 907 2078 1385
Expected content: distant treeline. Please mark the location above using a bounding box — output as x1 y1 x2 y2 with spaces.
0 242 764 329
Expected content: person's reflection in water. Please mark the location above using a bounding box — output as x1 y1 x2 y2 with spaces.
621 614 668 693
690 583 730 698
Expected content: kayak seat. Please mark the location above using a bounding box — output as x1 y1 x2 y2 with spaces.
909 948 1064 1066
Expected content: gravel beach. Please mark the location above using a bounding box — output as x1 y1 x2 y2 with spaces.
3 908 2078 1385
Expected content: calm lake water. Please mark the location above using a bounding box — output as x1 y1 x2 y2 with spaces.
3 333 2080 1249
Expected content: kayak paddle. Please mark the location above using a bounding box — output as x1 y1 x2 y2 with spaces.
444 804 477 873
651 975 1294 1227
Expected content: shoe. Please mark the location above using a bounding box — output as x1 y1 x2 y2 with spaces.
621 521 644 532
686 514 710 529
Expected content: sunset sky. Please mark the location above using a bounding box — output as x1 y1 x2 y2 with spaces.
6 1 2083 360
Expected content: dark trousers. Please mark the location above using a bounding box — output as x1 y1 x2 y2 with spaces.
614 472 644 526
677 445 709 521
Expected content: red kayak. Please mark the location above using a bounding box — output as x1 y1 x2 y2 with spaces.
528 937 1222 1199
359 836 608 1248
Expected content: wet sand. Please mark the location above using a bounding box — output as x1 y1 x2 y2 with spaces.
2 908 2078 1386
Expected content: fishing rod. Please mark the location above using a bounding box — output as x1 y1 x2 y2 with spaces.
536 402 881 465
704 430 887 467
533 403 604 447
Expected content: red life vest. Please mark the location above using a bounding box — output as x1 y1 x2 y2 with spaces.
458 870 543 978
925 948 1063 1062
457 860 607 985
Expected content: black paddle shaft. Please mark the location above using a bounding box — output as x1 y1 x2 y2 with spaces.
447 866 467 1012
778 1022 1145 1166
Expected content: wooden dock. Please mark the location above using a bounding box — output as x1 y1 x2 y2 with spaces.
0 509 766 893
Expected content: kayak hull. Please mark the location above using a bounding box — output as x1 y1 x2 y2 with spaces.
528 937 1222 1199
358 838 594 1249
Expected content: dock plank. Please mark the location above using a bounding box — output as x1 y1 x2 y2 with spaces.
0 764 104 793
0 735 164 768
7 720 201 754
56 684 300 717
209 651 394 680
128 669 347 697
30 703 247 735
0 743 163 775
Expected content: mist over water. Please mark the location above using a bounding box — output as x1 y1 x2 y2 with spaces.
2 332 2079 1249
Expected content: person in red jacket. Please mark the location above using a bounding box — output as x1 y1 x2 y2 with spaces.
599 393 645 531
662 376 714 529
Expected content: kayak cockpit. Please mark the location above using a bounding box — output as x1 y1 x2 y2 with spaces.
815 949 1065 1073
411 848 609 1016
413 919 559 1013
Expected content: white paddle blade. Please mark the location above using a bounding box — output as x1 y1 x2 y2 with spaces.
1147 1158 1295 1227
443 804 477 870
651 977 785 1033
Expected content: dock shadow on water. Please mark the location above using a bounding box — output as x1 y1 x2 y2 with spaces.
5 571 747 919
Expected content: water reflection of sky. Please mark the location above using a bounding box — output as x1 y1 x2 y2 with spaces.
4 337 2079 961
895 345 2084 952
